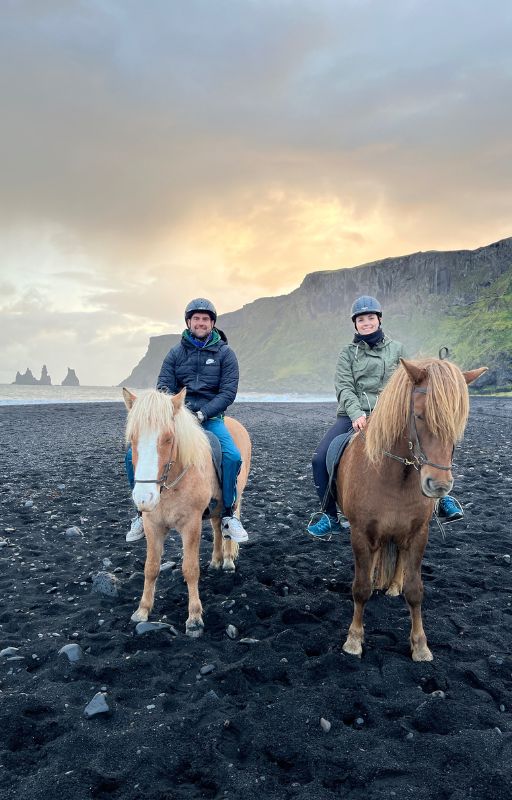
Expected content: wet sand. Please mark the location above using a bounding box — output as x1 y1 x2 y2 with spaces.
0 398 511 800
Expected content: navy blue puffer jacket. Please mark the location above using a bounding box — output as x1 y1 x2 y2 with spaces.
156 330 239 420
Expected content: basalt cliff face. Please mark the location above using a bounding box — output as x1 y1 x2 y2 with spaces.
121 237 512 393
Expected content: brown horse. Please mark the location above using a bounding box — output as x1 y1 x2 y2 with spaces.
123 388 251 636
337 358 486 661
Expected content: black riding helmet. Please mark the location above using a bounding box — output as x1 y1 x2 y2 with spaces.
350 295 382 323
184 298 217 323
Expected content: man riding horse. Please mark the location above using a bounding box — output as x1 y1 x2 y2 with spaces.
126 298 248 544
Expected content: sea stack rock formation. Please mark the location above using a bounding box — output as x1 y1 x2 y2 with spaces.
13 368 38 385
39 365 51 385
61 368 80 386
13 365 53 385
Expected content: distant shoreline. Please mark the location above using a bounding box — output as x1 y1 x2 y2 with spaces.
0 383 510 407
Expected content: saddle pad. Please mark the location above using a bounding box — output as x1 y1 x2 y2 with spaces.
202 431 222 518
324 431 355 509
204 430 222 482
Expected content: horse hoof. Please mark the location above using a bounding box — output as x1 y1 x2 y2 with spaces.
208 560 222 571
412 647 434 662
223 560 236 573
342 640 362 658
386 584 401 597
186 620 204 638
131 608 149 623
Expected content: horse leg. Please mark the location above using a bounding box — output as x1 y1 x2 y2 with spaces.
131 519 164 623
181 517 204 637
386 550 404 597
402 542 433 661
343 539 373 657
209 516 239 572
223 498 242 572
209 516 224 570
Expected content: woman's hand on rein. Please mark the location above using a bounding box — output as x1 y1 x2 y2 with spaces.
352 415 367 431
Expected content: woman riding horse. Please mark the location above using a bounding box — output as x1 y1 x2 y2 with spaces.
307 295 463 537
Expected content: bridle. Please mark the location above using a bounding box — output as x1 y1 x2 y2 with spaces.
378 387 454 472
132 438 190 493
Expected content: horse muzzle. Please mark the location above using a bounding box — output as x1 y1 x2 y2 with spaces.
132 485 161 512
421 475 453 498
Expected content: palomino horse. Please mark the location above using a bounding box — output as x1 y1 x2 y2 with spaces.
123 388 251 636
337 358 486 661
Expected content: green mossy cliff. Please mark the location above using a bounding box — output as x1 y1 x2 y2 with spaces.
121 237 512 393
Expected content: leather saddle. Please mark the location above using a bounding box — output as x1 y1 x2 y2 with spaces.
323 431 355 510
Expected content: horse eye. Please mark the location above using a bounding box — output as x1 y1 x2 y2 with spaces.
415 414 425 421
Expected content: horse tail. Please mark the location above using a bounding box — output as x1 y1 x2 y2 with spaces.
373 540 400 591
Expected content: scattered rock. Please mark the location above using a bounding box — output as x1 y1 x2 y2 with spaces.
320 717 331 733
160 561 177 572
226 624 238 640
135 621 179 636
84 692 110 718
58 643 83 663
65 526 83 540
1 647 20 657
200 663 216 675
91 571 119 597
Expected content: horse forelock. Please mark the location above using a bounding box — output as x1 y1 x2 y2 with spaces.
125 389 211 471
423 360 469 444
364 358 469 465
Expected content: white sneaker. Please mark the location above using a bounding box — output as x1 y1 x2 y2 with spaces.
221 516 248 543
126 514 145 542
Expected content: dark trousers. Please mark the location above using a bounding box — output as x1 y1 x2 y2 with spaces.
311 415 353 516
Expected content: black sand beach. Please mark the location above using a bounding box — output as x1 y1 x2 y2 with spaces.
1 398 511 800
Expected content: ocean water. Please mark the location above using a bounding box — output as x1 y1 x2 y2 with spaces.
0 384 334 406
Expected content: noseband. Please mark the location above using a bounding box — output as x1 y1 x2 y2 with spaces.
380 388 454 472
132 441 190 493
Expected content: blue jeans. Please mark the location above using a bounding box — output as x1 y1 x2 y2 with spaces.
311 415 353 516
124 417 242 514
203 417 242 515
125 448 135 491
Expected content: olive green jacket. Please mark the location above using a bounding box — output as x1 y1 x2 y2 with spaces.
335 337 408 420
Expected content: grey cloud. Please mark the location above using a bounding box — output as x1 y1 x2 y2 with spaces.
1 1 511 384
2 0 510 242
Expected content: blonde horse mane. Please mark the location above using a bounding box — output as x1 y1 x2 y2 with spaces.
364 358 470 466
125 389 211 472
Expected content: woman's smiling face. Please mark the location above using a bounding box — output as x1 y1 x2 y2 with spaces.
355 313 380 335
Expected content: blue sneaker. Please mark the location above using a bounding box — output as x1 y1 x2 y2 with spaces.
307 513 343 538
436 496 463 522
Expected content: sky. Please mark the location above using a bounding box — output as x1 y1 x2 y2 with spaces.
1 0 511 386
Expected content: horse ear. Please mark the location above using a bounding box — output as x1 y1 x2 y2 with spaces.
172 387 187 412
462 367 488 385
400 358 428 385
122 388 137 410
